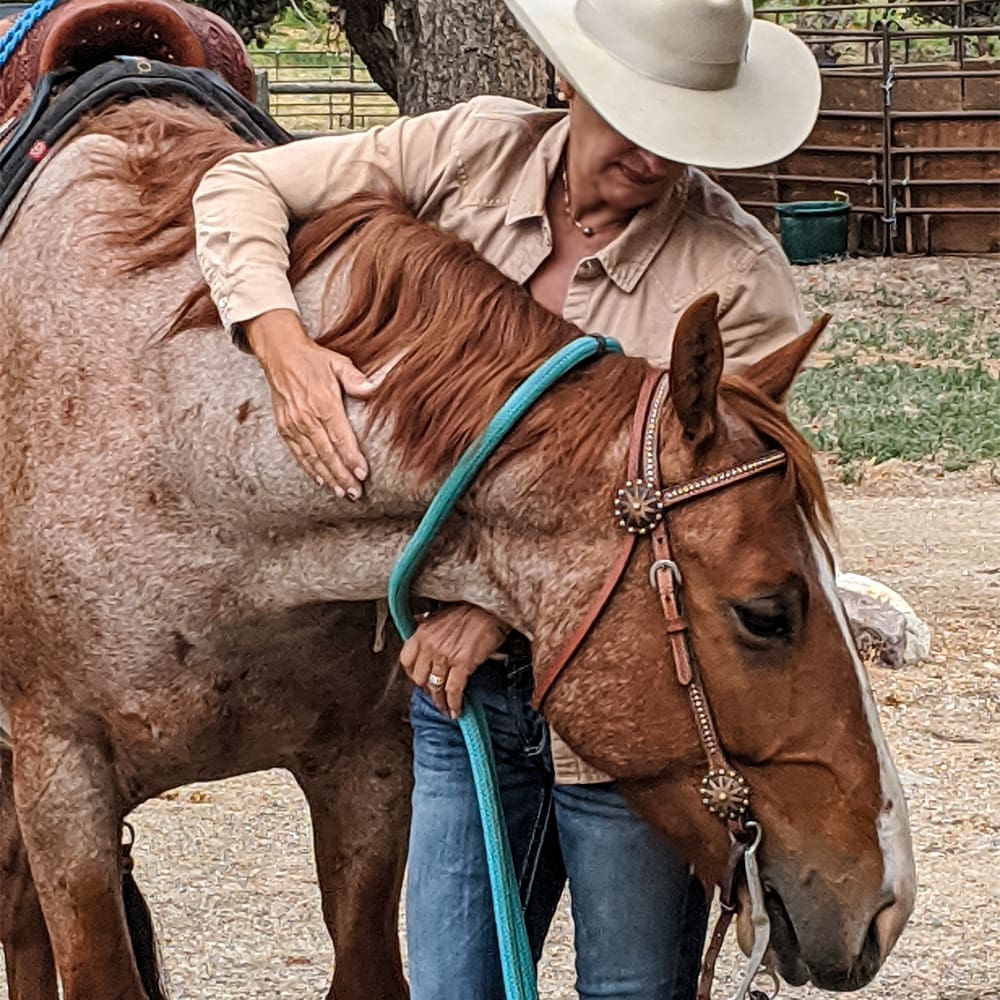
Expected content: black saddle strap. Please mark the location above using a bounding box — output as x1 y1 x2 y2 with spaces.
1 55 291 220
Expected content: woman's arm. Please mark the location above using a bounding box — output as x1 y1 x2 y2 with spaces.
717 241 809 372
191 103 471 492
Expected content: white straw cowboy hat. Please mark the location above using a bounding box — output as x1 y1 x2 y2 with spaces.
504 0 822 170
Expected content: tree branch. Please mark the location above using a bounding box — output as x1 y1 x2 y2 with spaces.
336 0 398 102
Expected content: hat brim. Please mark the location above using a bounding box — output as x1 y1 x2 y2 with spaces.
505 0 821 170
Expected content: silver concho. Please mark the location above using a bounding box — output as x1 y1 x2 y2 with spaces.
700 768 751 822
613 479 663 535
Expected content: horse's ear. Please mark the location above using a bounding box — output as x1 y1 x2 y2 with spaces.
743 314 831 403
669 293 724 452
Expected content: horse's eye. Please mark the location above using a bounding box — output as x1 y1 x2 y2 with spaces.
731 596 796 647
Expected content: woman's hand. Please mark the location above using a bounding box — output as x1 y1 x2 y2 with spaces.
245 309 378 497
400 604 509 719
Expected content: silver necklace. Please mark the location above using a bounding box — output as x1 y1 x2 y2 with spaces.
560 159 632 238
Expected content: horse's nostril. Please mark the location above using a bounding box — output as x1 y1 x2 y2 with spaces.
863 910 883 968
872 895 907 963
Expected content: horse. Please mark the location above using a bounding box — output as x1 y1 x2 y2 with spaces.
0 96 915 1000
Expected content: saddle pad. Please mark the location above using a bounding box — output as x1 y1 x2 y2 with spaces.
0 55 290 226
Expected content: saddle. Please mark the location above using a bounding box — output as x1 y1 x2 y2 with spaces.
0 0 255 123
0 55 290 230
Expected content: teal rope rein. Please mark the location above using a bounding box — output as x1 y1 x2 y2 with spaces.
0 0 69 72
388 335 622 1000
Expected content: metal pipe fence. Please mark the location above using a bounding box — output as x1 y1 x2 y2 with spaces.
251 45 397 132
709 12 999 255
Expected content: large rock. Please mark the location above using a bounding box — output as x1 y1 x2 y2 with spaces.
837 572 932 668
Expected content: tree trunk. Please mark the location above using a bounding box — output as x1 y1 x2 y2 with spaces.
338 0 398 99
392 0 547 116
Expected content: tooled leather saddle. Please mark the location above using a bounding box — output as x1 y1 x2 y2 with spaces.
0 0 255 123
0 1 289 231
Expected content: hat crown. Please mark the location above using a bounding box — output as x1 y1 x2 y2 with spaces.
574 0 752 91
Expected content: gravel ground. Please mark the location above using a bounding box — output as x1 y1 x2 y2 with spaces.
2 259 997 998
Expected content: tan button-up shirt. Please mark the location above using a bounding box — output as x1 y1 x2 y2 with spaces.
193 95 806 785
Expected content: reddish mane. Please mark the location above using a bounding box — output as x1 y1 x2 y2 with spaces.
84 99 830 533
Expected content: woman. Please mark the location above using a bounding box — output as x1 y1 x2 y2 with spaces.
192 1 821 996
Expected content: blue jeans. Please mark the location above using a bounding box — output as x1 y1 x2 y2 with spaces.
406 656 708 1000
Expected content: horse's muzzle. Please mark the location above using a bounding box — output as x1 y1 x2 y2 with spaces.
744 885 897 991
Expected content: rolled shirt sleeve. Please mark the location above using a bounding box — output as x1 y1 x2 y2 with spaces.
193 103 470 328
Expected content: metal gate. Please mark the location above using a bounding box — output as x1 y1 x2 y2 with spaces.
716 3 999 254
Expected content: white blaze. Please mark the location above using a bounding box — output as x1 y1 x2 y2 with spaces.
808 526 916 952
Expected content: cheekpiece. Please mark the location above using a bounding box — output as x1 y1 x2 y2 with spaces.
614 479 663 535
700 767 751 822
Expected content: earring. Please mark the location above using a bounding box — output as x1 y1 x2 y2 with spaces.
556 88 567 102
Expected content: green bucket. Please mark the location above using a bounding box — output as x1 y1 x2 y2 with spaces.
776 198 851 264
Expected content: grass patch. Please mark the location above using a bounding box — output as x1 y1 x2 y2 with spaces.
819 309 988 363
788 359 1000 476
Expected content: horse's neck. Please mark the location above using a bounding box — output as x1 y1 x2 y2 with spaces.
149 258 627 640
153 344 622 640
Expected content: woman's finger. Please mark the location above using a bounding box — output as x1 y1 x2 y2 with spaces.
333 355 382 401
281 432 337 492
428 661 451 716
316 408 367 495
407 644 432 687
444 665 472 720
281 398 358 494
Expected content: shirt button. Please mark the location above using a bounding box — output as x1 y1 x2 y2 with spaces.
577 258 603 281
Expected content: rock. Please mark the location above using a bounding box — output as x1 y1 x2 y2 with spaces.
837 572 933 667
839 589 909 667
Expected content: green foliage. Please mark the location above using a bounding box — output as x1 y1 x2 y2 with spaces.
818 309 987 363
788 359 1000 473
903 2 1000 28
192 0 332 46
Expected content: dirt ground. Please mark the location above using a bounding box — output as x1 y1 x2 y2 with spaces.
2 259 997 998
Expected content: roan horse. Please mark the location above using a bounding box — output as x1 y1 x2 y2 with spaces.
0 98 915 1000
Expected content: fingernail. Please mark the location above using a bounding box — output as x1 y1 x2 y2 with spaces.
334 485 345 498
450 709 459 721
362 379 378 390
347 487 361 501
353 466 367 480
316 476 325 487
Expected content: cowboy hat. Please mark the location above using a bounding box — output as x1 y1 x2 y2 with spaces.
503 0 821 169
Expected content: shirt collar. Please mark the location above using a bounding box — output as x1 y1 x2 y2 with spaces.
598 168 691 293
505 115 569 226
504 117 692 294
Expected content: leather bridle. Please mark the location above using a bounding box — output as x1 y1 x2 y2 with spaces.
531 370 788 998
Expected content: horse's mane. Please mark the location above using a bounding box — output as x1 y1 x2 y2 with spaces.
82 99 830 535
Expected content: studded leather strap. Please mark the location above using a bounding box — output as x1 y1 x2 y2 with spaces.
530 370 662 712
529 363 789 998
697 836 747 1000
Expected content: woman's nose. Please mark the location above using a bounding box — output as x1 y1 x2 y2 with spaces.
636 149 671 174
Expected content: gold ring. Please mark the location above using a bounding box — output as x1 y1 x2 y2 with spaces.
428 673 446 689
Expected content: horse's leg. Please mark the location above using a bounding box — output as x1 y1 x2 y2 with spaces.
11 728 150 1000
292 722 412 1000
1 749 58 1000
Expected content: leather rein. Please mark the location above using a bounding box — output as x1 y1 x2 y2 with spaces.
531 369 787 999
